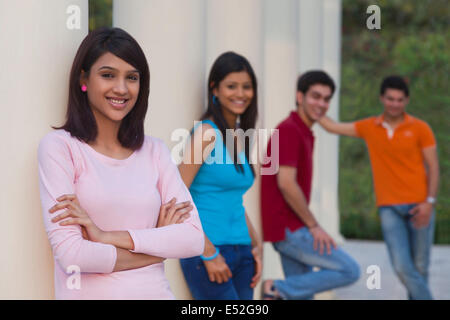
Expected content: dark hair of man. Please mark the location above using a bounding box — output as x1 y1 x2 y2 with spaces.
200 51 258 175
54 27 150 151
380 75 409 97
296 70 335 106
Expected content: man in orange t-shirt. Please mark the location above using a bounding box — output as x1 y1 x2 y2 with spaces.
319 76 439 300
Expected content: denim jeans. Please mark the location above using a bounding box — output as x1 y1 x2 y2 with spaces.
180 244 255 300
272 227 360 300
378 204 435 300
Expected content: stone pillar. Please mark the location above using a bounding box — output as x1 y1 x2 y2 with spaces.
0 0 89 299
261 0 343 301
261 0 300 296
298 0 343 243
206 0 265 297
298 0 343 300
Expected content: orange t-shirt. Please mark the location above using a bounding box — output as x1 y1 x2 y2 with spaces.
354 113 436 207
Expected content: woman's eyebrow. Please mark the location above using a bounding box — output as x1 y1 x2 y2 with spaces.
97 66 140 73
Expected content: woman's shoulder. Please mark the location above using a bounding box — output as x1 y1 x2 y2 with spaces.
144 134 165 147
192 119 220 141
38 129 76 152
143 135 179 168
191 119 215 134
143 135 171 156
40 128 71 140
37 130 84 171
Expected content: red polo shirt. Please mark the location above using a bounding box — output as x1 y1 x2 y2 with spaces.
261 111 314 242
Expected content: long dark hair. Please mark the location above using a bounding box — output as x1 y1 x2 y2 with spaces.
54 27 150 150
201 51 258 175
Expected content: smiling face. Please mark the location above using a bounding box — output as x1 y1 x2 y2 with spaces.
380 88 409 119
212 71 254 124
297 83 332 125
81 52 140 125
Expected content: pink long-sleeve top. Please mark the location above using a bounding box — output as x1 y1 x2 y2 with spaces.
38 129 204 299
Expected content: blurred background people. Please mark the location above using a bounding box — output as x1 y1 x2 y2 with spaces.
261 71 360 300
319 75 439 299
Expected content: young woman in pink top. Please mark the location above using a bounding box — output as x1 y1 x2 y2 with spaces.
37 27 204 299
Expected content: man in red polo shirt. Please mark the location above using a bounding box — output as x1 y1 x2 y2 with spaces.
319 76 439 299
261 71 360 300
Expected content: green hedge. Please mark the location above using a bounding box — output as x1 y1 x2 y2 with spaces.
89 0 112 31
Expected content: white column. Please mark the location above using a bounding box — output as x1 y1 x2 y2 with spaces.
206 0 263 83
298 0 344 243
206 0 264 298
319 0 343 242
263 0 299 131
261 0 299 294
298 0 343 300
0 0 89 299
298 0 323 71
113 0 206 299
113 0 206 149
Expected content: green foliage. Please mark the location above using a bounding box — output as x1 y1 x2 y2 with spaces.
89 0 112 31
340 0 450 243
343 0 449 33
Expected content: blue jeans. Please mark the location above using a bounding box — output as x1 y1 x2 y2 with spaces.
272 227 360 300
378 204 435 300
180 244 255 300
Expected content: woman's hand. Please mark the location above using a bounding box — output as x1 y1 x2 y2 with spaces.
49 194 105 243
157 198 193 228
244 213 263 288
250 244 263 288
203 254 233 284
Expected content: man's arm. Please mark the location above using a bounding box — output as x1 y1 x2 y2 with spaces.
277 166 337 255
277 166 318 229
319 116 358 137
423 145 440 199
409 145 440 228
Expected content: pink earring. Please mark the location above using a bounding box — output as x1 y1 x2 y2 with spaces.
81 85 87 92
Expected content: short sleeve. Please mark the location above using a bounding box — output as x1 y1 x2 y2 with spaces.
418 120 436 149
354 117 373 139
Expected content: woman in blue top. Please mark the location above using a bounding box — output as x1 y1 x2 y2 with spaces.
178 52 262 300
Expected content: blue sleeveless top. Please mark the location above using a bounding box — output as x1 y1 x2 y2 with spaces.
189 120 254 245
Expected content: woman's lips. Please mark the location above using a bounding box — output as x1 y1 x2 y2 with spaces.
106 97 129 109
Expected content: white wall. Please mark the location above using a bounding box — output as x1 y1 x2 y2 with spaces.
299 0 344 243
